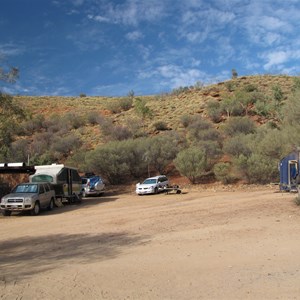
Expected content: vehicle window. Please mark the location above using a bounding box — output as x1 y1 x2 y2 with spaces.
39 185 45 194
143 179 157 184
44 184 50 192
31 174 54 183
14 184 38 193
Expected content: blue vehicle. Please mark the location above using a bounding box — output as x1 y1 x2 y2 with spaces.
279 151 299 192
81 173 105 197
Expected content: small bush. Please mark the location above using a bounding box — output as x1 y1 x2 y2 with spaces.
87 111 101 125
243 84 258 93
206 100 223 123
221 96 244 117
213 162 236 184
254 99 272 117
294 195 300 206
224 81 236 92
153 121 168 131
119 97 133 111
223 135 252 157
180 115 192 128
223 117 256 136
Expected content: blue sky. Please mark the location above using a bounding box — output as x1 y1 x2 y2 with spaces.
1 0 300 97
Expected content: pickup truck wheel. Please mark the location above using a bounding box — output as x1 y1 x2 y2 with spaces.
47 198 54 211
2 210 11 216
31 202 40 216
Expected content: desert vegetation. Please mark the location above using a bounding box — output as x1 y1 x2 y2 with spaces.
1 73 300 185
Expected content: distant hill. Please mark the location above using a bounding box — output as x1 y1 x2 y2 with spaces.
7 74 299 185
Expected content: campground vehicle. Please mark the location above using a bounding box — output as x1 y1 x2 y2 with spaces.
136 175 169 195
81 174 105 197
29 164 82 204
0 182 55 216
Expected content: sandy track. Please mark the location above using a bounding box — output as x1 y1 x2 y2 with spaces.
1 185 300 299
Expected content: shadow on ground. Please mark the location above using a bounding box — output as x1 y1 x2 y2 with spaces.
0 231 150 282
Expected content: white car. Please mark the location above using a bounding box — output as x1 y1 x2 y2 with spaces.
136 175 169 195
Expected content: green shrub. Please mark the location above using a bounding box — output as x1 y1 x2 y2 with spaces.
174 147 207 183
106 97 133 113
224 81 236 92
213 162 236 184
254 99 272 117
119 97 133 111
180 115 192 128
233 153 278 184
223 116 256 136
223 134 253 157
206 100 223 123
221 95 244 117
144 133 180 174
87 111 101 125
153 121 168 131
243 84 258 93
109 125 133 141
51 133 82 159
85 139 149 183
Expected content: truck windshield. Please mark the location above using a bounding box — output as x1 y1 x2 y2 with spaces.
13 184 38 193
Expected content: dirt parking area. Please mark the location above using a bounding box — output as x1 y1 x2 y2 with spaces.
1 184 300 300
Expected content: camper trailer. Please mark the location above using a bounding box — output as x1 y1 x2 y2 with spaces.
279 151 299 192
29 164 82 204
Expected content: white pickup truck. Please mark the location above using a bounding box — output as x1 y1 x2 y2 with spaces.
0 182 56 216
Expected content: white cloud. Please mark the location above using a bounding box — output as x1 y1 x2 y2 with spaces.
263 51 288 70
262 49 300 71
87 0 166 26
126 31 143 41
0 43 24 57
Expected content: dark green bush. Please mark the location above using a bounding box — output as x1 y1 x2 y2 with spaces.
174 147 207 183
223 116 256 136
153 121 168 131
144 133 181 174
233 153 278 184
206 100 223 123
213 162 236 184
223 134 253 157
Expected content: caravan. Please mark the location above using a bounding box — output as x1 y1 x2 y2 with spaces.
29 164 82 203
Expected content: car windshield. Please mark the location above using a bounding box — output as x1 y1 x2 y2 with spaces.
142 179 157 184
13 184 38 193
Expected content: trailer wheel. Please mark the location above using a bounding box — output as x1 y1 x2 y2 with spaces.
31 202 40 216
75 194 82 204
47 198 54 211
2 210 11 216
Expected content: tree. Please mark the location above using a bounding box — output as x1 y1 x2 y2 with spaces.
0 65 24 160
0 66 19 83
231 69 238 79
144 134 180 174
174 147 207 183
